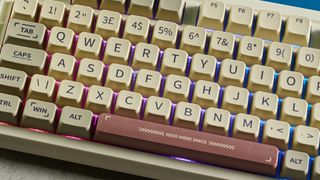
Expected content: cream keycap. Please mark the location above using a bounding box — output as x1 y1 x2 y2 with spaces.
277 70 304 98
180 25 207 54
57 106 93 139
281 97 308 125
134 69 162 97
11 0 38 21
163 74 191 103
39 0 66 28
46 27 75 55
254 10 282 41
218 59 246 87
226 5 254 36
0 93 22 124
263 119 290 150
189 53 216 81
281 150 309 180
208 31 235 60
173 102 201 130
266 42 293 72
67 4 94 34
21 99 57 132
311 103 320 129
123 15 150 44
283 16 311 47
192 80 220 109
156 0 185 23
295 47 320 77
131 42 160 70
115 90 143 119
28 74 56 102
105 63 133 92
197 0 225 31
247 64 275 93
160 48 188 76
203 107 231 136
103 37 131 65
222 86 249 114
312 156 320 180
72 0 99 8
233 113 260 142
251 91 278 120
56 80 84 108
237 36 264 66
144 96 172 124
152 20 179 49
75 32 103 60
95 10 122 39
306 76 320 104
76 58 105 86
100 0 126 14
128 0 154 18
85 85 113 114
293 125 320 156
0 67 27 98
48 53 76 81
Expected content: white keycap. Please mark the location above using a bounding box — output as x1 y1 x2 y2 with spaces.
218 59 246 87
48 53 76 81
306 76 320 104
47 27 75 55
67 4 94 34
226 5 254 36
180 25 207 54
163 74 191 103
156 0 185 23
189 53 216 81
160 48 188 76
222 86 249 114
12 0 39 21
103 37 131 65
197 0 225 31
76 58 105 86
281 97 308 125
277 70 304 98
173 102 201 130
251 91 278 120
295 47 320 77
293 125 320 156
115 90 143 119
233 113 260 142
247 65 275 93
208 31 235 60
237 36 264 66
152 20 179 49
128 0 155 18
144 96 172 124
105 63 133 92
75 32 103 60
100 0 126 14
263 119 290 150
254 10 282 41
266 42 293 72
39 0 66 28
203 107 231 136
192 80 220 109
95 10 122 39
85 85 113 114
123 15 150 44
131 42 160 70
283 16 311 47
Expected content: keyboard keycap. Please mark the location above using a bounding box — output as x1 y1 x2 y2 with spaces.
105 63 133 91
85 85 113 114
247 65 275 93
251 91 278 120
283 16 311 47
263 119 290 150
277 70 304 98
134 69 162 97
131 42 160 70
192 80 220 109
306 76 320 104
281 97 308 125
48 53 76 81
76 58 105 86
152 20 179 49
0 93 22 124
160 48 188 76
95 113 279 176
163 74 191 103
222 86 249 114
103 37 131 65
237 36 264 66
115 90 143 119
254 10 282 41
295 47 320 77
311 103 320 129
156 0 185 24
312 156 320 180
72 0 99 8
46 27 75 55
266 42 293 72
11 0 39 21
197 0 225 31
281 150 309 179
180 25 207 54
95 10 122 39
100 0 126 14
144 96 172 124
189 54 216 81
218 59 246 87
208 31 235 60
0 67 27 97
56 80 84 108
173 102 201 130
203 107 231 136
124 15 150 44
67 4 94 34
226 6 254 36
39 0 66 28
233 113 260 142
75 32 103 60
292 125 320 156
128 0 155 18
27 74 56 102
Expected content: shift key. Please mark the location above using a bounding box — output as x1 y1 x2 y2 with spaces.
94 113 279 176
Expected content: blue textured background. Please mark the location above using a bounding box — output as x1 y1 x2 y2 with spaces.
264 0 320 11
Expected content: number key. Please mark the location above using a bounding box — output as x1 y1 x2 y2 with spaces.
266 42 293 71
39 0 66 28
95 10 122 39
208 31 235 60
67 4 94 34
295 47 320 77
237 36 264 66
123 15 150 44
180 25 207 54
152 20 178 49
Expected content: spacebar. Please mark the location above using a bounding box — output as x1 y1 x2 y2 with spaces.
94 114 279 176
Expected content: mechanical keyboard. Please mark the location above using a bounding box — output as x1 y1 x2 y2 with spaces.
1 0 320 179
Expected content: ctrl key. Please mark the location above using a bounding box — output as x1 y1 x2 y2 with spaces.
281 150 309 179
0 93 22 124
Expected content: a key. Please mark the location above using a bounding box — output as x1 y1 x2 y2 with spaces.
263 119 290 150
266 42 293 72
134 69 162 97
311 103 320 129
189 54 216 81
247 65 275 93
281 150 309 179
180 25 207 54
75 32 103 60
312 156 320 180
237 36 264 66
156 0 185 24
46 27 75 55
292 125 320 156
208 31 235 60
56 80 84 108
281 97 308 125
160 48 188 76
105 63 133 91
85 85 113 114
100 0 126 14
128 0 155 18
11 0 39 21
192 80 220 109
251 91 278 120
222 86 249 114
277 70 304 98
95 10 122 39
307 76 320 104
71 0 99 8
131 42 160 71
218 59 246 87
0 67 27 98
67 4 94 34
163 74 191 103
0 93 22 124
103 37 131 65
283 16 311 47
123 15 150 44
48 53 76 81
152 20 179 49
203 107 231 136
39 0 66 28
233 113 260 142
115 90 143 119
144 96 172 124
76 58 105 86
173 102 201 130
197 0 225 31
27 74 56 102
295 47 320 77
226 5 254 36
254 10 282 41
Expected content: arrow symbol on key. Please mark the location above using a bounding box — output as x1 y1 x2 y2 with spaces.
307 133 314 138
277 128 284 133
265 157 272 163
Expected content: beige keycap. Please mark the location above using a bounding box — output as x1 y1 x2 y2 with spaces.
295 47 320 77
203 107 231 136
163 74 191 103
75 32 103 60
85 85 113 114
313 156 320 180
105 63 133 92
5 19 46 49
21 99 57 132
103 37 131 65
237 36 264 66
128 0 154 18
173 102 201 130
277 70 304 98
251 91 278 120
311 103 320 129
144 96 172 124
266 42 293 72
134 69 162 97
131 42 160 70
11 0 38 21
306 76 320 104
281 150 309 180
263 119 290 150
222 86 249 114
123 15 150 44
160 48 188 76
293 125 320 156
156 0 185 23
208 31 235 60
56 80 84 108
46 27 75 54
0 67 27 98
254 10 282 41
197 0 225 31
48 53 76 81
283 16 311 47
226 5 254 36
95 10 122 39
27 74 56 102
72 0 99 9
115 90 143 119
39 0 66 28
0 93 22 124
76 58 105 86
180 25 207 54
247 64 275 92
67 4 94 34
152 20 179 49
233 113 260 142
100 0 126 14
57 106 93 139
192 80 220 109
189 53 216 81
0 44 47 75
218 59 246 87
281 97 308 125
